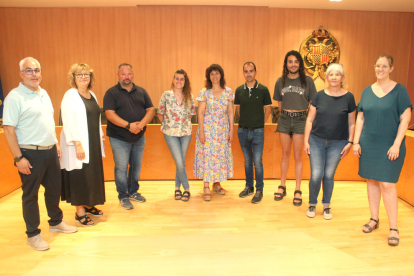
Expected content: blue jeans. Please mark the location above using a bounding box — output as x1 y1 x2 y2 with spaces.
164 134 192 190
237 127 265 192
109 136 146 200
308 134 347 206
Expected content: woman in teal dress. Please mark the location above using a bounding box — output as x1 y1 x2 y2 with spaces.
353 55 412 246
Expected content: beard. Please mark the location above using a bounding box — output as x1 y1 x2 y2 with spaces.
288 67 299 74
121 79 132 86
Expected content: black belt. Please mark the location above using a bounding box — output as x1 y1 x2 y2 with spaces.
239 126 263 130
281 110 308 117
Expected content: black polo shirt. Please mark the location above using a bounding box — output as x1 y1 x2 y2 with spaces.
234 80 272 128
103 82 153 143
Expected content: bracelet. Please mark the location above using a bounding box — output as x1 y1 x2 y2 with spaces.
347 141 353 144
353 143 359 145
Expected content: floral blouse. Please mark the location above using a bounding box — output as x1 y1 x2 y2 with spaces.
157 90 196 137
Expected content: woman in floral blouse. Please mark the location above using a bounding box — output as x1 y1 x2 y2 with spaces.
194 64 234 201
157 69 196 202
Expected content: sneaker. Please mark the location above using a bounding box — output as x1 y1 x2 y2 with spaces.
49 221 78 233
120 198 134 210
306 206 316 218
130 192 146 202
323 208 333 220
27 235 50 251
251 191 263 204
239 187 254 198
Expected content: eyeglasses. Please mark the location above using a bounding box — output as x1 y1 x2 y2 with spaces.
75 73 91 79
21 68 42 75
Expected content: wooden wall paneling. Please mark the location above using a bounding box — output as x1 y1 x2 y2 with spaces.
129 7 147 90
267 8 284 102
175 6 193 91
159 6 178 97
281 9 300 56
253 7 270 94
82 8 103 102
96 8 115 103
191 6 209 95
144 6 162 105
236 7 255 88
352 11 374 102
42 8 72 121
206 6 224 71
392 13 413 86
402 136 414 204
221 6 239 93
337 11 358 96
0 8 21 97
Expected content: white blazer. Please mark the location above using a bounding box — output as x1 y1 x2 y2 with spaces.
60 88 105 171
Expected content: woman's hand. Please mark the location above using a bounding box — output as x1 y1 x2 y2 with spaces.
353 144 361 158
387 144 400 161
75 143 85 161
199 132 206 144
341 143 352 159
228 130 234 142
303 142 310 156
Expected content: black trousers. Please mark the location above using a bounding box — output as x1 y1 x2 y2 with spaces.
19 146 63 237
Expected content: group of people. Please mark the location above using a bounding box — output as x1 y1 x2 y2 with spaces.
2 50 411 251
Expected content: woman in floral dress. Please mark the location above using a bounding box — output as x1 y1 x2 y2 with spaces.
194 64 234 201
158 69 196 202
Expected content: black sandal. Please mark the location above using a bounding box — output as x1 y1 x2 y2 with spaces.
293 190 302 206
181 191 191 202
75 213 94 226
274 185 286 201
84 206 103 216
388 228 399 246
362 218 379 233
175 190 182 200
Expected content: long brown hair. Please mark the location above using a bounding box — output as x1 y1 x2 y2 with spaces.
171 69 192 108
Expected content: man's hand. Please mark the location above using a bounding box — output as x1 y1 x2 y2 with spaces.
56 144 62 161
16 158 32 175
129 122 142 134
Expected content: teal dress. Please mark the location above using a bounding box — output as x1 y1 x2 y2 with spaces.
358 83 412 183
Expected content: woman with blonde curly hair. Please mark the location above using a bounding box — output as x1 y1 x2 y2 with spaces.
60 63 105 226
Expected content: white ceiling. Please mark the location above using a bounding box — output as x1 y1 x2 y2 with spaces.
1 0 414 12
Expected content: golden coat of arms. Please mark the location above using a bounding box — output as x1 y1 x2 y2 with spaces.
299 27 340 81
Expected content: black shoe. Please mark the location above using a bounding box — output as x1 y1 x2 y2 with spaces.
251 191 263 204
239 187 254 198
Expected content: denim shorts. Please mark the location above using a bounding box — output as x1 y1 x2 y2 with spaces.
275 113 307 136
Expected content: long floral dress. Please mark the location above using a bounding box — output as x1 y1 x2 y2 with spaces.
193 87 234 182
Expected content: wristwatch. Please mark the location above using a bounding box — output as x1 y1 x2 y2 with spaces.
125 122 130 130
14 156 23 163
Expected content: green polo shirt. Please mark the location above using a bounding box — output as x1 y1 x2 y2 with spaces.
234 80 272 128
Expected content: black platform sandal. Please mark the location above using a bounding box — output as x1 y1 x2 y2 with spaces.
293 190 302 206
175 190 182 200
362 218 379 233
274 185 286 201
75 213 94 226
181 191 191 202
388 228 399 246
84 206 103 216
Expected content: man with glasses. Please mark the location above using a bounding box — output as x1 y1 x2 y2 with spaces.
103 63 155 210
235 62 272 204
3 57 77 251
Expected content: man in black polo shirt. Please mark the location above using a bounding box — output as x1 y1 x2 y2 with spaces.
235 62 272 204
103 63 155 210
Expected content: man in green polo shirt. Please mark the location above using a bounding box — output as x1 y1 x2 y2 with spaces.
234 62 272 203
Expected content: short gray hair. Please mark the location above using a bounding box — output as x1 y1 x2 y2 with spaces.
118 63 133 71
19 57 41 71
